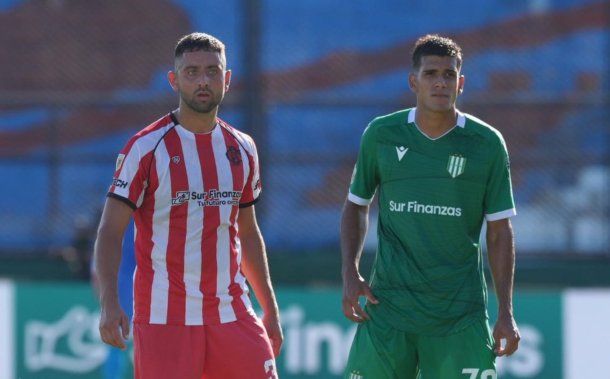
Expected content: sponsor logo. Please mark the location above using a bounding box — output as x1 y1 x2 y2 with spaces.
171 191 191 205
112 178 129 189
396 146 408 161
496 325 544 377
115 154 125 171
171 156 181 164
281 305 356 375
171 189 242 207
226 146 242 165
389 200 462 217
447 154 466 177
25 306 109 373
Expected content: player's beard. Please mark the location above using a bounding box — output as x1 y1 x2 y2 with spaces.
181 89 223 114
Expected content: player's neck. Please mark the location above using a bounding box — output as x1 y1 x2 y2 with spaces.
175 105 218 134
414 107 457 139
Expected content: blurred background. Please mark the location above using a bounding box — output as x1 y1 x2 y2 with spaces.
0 0 608 378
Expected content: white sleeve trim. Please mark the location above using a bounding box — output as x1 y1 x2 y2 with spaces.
348 192 373 206
485 208 517 221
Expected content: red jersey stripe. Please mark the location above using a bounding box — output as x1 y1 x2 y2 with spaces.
220 126 248 316
162 128 188 324
109 114 172 194
197 133 221 325
133 152 158 324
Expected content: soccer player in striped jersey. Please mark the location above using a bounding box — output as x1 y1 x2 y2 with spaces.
95 32 282 379
341 35 520 378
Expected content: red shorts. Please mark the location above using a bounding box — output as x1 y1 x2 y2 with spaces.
134 314 277 379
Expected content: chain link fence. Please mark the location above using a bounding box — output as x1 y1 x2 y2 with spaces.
0 0 608 256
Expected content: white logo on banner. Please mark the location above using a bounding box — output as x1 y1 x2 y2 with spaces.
25 306 107 373
281 306 356 375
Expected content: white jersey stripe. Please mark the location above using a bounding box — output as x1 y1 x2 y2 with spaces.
235 236 253 311
238 137 251 191
235 136 252 310
149 140 171 324
177 129 204 325
212 127 237 323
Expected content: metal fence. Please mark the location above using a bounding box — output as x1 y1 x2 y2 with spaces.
0 0 608 256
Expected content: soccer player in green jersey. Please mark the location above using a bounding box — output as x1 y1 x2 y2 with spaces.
341 35 520 379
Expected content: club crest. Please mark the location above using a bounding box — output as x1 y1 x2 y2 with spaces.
447 154 466 178
226 146 242 165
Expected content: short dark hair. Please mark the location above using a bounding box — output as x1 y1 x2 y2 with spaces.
174 32 226 67
411 34 462 70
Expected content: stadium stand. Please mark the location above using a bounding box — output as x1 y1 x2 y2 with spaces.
0 0 607 253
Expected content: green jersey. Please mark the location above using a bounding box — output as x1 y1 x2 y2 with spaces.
349 107 516 336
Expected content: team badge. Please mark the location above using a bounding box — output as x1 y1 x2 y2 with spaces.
226 146 242 165
447 154 466 178
115 154 125 171
171 156 181 164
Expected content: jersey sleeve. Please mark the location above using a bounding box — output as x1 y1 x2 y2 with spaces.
484 133 516 221
239 136 261 208
348 123 379 206
107 140 148 209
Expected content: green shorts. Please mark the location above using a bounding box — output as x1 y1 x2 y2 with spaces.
344 317 496 379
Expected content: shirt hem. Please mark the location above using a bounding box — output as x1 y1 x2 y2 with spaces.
347 192 373 206
133 308 256 326
239 197 260 208
107 192 137 210
485 208 517 221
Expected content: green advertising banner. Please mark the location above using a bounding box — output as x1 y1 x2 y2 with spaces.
16 283 105 379
12 283 565 379
275 289 563 379
488 292 562 379
271 288 356 378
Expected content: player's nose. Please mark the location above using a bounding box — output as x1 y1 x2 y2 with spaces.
434 77 447 88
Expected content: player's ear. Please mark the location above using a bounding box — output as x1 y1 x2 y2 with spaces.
224 69 232 92
167 71 179 92
458 75 465 94
408 72 417 92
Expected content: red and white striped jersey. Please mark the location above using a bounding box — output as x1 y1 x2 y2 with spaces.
108 112 261 325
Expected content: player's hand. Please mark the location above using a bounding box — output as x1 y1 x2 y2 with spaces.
493 312 520 356
99 300 130 350
342 270 378 323
262 311 284 357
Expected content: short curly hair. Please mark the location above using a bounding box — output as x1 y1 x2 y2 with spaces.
174 32 226 68
411 34 462 70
